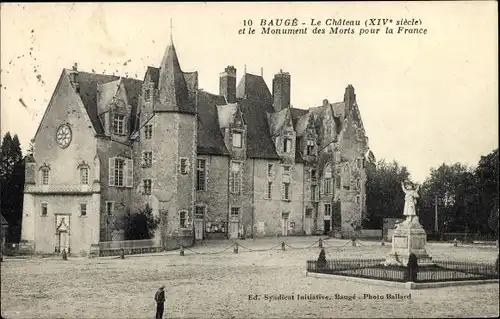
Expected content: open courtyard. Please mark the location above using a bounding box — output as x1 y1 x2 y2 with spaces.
1 237 499 318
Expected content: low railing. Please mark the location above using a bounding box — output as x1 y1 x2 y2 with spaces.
95 239 162 257
306 258 499 283
3 242 36 257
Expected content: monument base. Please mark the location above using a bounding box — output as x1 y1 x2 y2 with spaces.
384 215 434 267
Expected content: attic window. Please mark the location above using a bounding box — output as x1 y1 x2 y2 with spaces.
232 131 242 148
306 140 315 156
283 138 292 153
113 114 126 135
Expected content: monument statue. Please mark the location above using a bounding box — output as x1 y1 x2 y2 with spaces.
401 182 419 218
384 180 433 267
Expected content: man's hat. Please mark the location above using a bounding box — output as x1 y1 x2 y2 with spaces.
159 285 165 289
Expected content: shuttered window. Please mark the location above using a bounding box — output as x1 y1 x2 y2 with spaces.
109 157 133 188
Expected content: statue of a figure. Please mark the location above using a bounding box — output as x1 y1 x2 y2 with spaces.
401 182 419 217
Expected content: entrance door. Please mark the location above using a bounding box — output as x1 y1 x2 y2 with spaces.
324 220 331 235
282 218 289 236
230 221 239 239
59 231 68 253
194 219 204 240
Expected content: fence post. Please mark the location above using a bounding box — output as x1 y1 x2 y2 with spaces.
180 245 184 256
319 238 323 248
233 243 238 254
120 248 125 259
281 242 286 251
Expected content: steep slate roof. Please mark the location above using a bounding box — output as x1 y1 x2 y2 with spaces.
238 98 280 160
197 91 230 156
290 107 309 120
74 71 143 135
236 73 273 104
156 40 194 114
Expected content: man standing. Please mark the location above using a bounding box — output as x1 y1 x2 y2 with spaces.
155 285 166 319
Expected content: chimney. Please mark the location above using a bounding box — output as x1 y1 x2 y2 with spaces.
272 70 291 112
344 84 356 107
219 66 236 103
69 63 80 93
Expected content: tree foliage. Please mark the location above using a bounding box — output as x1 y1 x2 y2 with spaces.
0 132 25 242
123 204 160 240
416 149 498 236
364 159 411 229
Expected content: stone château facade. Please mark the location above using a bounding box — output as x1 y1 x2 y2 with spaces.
21 35 376 255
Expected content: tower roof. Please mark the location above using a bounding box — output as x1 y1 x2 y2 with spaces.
156 39 194 114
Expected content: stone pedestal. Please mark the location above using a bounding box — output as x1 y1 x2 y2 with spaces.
385 216 434 267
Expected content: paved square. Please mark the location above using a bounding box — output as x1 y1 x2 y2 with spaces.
1 237 499 318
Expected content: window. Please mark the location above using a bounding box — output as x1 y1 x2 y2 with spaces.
144 125 153 139
195 206 205 219
356 158 361 169
180 158 188 175
283 138 292 153
143 152 152 168
343 164 351 187
283 165 291 175
143 179 152 195
356 178 361 189
80 167 89 185
306 140 315 156
311 185 318 202
111 158 125 186
230 162 242 194
179 211 187 228
106 201 114 215
324 178 333 194
232 131 242 148
80 203 87 216
41 203 48 216
283 182 291 200
231 207 240 217
113 114 126 135
267 164 273 177
324 203 332 216
305 208 313 218
266 182 272 199
356 196 360 205
311 169 317 181
197 159 206 191
144 88 151 102
41 168 49 185
336 169 341 189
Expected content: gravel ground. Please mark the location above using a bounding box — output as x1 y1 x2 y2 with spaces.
1 237 499 318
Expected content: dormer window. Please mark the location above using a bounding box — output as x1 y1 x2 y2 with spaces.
306 140 315 156
113 114 126 135
283 138 292 153
232 131 242 148
311 169 317 181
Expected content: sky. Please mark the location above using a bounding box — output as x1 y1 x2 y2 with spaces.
1 2 498 183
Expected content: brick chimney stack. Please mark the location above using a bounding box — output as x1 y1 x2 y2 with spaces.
219 66 237 104
272 70 291 113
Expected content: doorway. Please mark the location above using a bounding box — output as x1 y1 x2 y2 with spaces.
194 219 204 240
304 208 313 235
229 221 239 239
58 231 69 253
323 220 331 235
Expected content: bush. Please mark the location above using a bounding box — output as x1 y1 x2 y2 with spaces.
317 248 327 269
124 204 160 240
405 253 419 282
